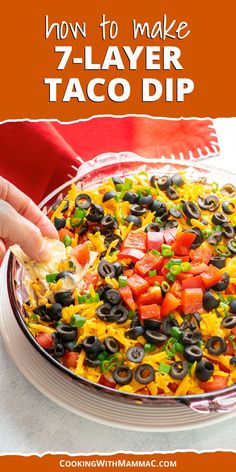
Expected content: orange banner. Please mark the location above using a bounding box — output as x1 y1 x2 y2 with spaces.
1 0 236 120
0 452 235 471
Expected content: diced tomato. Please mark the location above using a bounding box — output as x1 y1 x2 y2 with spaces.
199 375 229 393
182 275 205 290
118 248 145 262
137 286 163 305
123 269 134 277
189 244 213 264
119 285 136 312
145 275 165 286
169 280 182 298
135 252 164 277
169 382 178 393
163 227 178 245
71 243 90 266
127 274 149 296
146 231 164 251
82 272 99 292
139 304 161 320
200 264 222 288
176 272 193 281
226 340 234 356
189 262 209 275
226 284 236 295
99 373 116 389
58 228 74 242
161 292 181 318
171 231 196 256
36 333 54 350
62 352 79 368
231 327 236 337
123 230 146 250
181 288 203 313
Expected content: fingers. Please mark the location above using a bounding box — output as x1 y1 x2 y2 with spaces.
0 238 6 261
0 176 58 240
0 200 51 261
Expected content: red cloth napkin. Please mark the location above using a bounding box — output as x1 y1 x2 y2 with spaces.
0 118 219 203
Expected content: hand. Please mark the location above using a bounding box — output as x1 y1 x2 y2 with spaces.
0 177 58 261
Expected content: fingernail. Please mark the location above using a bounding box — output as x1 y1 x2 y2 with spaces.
37 241 51 262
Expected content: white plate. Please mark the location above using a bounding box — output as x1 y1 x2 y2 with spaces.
1 252 236 432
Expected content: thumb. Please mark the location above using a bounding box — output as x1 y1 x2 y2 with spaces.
0 200 51 261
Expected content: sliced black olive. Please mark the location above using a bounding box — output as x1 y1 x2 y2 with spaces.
212 273 230 291
134 364 155 384
171 173 185 187
104 289 121 306
185 228 203 249
101 214 118 230
195 360 214 381
104 336 120 354
222 201 235 215
143 319 162 330
47 303 62 322
126 346 145 363
104 233 122 249
112 176 123 186
85 358 100 368
130 204 147 216
169 208 182 219
229 300 236 313
96 303 112 321
209 256 226 269
56 324 77 342
230 356 236 365
150 175 158 188
203 291 220 311
166 186 179 200
125 326 145 339
182 330 202 346
207 231 222 246
102 191 117 202
222 224 235 239
75 194 91 210
212 212 229 226
86 203 104 222
51 199 69 212
221 315 236 329
53 343 65 358
97 284 112 299
55 271 74 281
33 305 51 322
206 336 227 355
63 341 81 352
54 216 66 230
183 345 203 363
192 312 202 327
113 262 124 277
131 314 141 329
112 366 133 385
124 215 142 227
157 175 172 190
160 317 179 336
170 360 188 380
151 200 167 217
227 238 236 254
145 223 162 232
164 220 178 229
82 336 104 355
122 191 138 204
145 330 168 345
198 195 220 212
79 221 89 236
183 202 201 219
98 260 116 278
138 194 154 207
221 183 236 197
54 291 74 307
110 304 128 324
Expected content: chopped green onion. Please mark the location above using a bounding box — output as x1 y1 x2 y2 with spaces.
46 273 59 283
212 224 223 232
161 244 174 257
138 171 148 178
70 314 86 328
161 281 170 292
149 270 157 277
78 295 86 303
175 342 184 353
118 275 128 287
166 272 176 282
159 362 171 374
70 208 86 227
170 264 182 275
116 178 133 192
144 343 156 353
170 326 182 339
212 181 219 192
64 234 72 247
228 334 236 350
155 217 162 224
180 262 191 272
166 258 182 269
202 228 212 238
69 260 75 269
100 353 123 373
28 313 39 323
97 351 109 361
84 294 100 304
128 311 137 319
216 245 231 257
152 249 161 257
